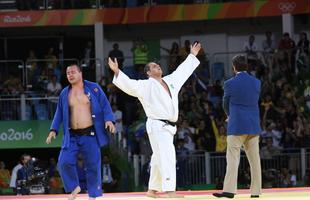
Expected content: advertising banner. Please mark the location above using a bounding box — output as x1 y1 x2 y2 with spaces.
0 121 62 149
0 0 309 27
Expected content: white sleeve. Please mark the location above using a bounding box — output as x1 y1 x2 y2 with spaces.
112 70 147 99
165 54 200 92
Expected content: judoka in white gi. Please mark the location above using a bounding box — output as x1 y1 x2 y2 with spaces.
108 42 201 198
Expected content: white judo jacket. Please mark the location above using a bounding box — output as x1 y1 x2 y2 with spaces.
113 54 200 124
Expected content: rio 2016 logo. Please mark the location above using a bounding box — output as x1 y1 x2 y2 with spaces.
0 129 33 141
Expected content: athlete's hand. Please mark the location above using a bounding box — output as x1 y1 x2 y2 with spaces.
46 131 56 144
108 57 120 77
190 42 202 56
105 121 116 134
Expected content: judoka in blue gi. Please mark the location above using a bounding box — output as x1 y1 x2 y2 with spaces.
46 64 115 200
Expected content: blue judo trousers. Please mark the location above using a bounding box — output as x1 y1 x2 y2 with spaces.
50 80 115 198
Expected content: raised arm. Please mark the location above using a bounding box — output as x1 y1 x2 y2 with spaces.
165 42 201 92
108 57 146 98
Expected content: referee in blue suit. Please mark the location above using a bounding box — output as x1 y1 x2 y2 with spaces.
213 55 262 199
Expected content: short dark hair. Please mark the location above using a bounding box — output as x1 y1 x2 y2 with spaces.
67 64 81 72
20 154 30 163
144 62 152 77
232 55 248 72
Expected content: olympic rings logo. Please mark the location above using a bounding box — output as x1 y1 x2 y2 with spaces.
278 2 296 13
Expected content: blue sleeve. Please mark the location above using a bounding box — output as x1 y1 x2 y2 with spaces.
50 94 63 135
222 81 231 116
17 168 24 181
97 84 115 123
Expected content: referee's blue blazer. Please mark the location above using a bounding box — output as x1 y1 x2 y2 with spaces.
223 72 262 135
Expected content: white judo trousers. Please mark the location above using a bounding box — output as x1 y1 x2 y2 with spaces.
112 54 200 192
146 118 177 191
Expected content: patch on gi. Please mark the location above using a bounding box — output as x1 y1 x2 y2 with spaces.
170 84 174 89
94 88 99 92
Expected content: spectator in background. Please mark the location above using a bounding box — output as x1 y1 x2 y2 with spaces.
109 43 124 69
132 39 148 77
260 137 281 159
102 155 121 193
262 31 276 69
179 40 191 62
26 50 40 90
112 104 123 143
47 74 62 96
262 31 276 55
26 50 38 71
3 73 23 95
262 169 278 188
0 161 10 189
243 35 258 57
16 154 32 195
209 80 224 108
45 47 58 70
37 68 49 92
210 116 227 152
160 42 180 73
47 75 62 118
81 41 95 81
99 75 109 92
261 121 282 148
279 168 297 188
303 168 310 186
278 32 296 72
297 32 310 69
243 35 258 71
9 155 31 194
82 41 95 68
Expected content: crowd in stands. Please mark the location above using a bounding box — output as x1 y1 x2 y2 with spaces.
8 0 249 10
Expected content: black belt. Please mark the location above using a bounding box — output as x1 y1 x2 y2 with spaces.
158 119 177 127
70 125 95 136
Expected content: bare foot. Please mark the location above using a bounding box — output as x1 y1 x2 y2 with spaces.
146 190 159 198
68 186 81 200
160 191 184 198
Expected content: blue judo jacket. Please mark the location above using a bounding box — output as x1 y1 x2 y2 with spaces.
50 80 115 148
